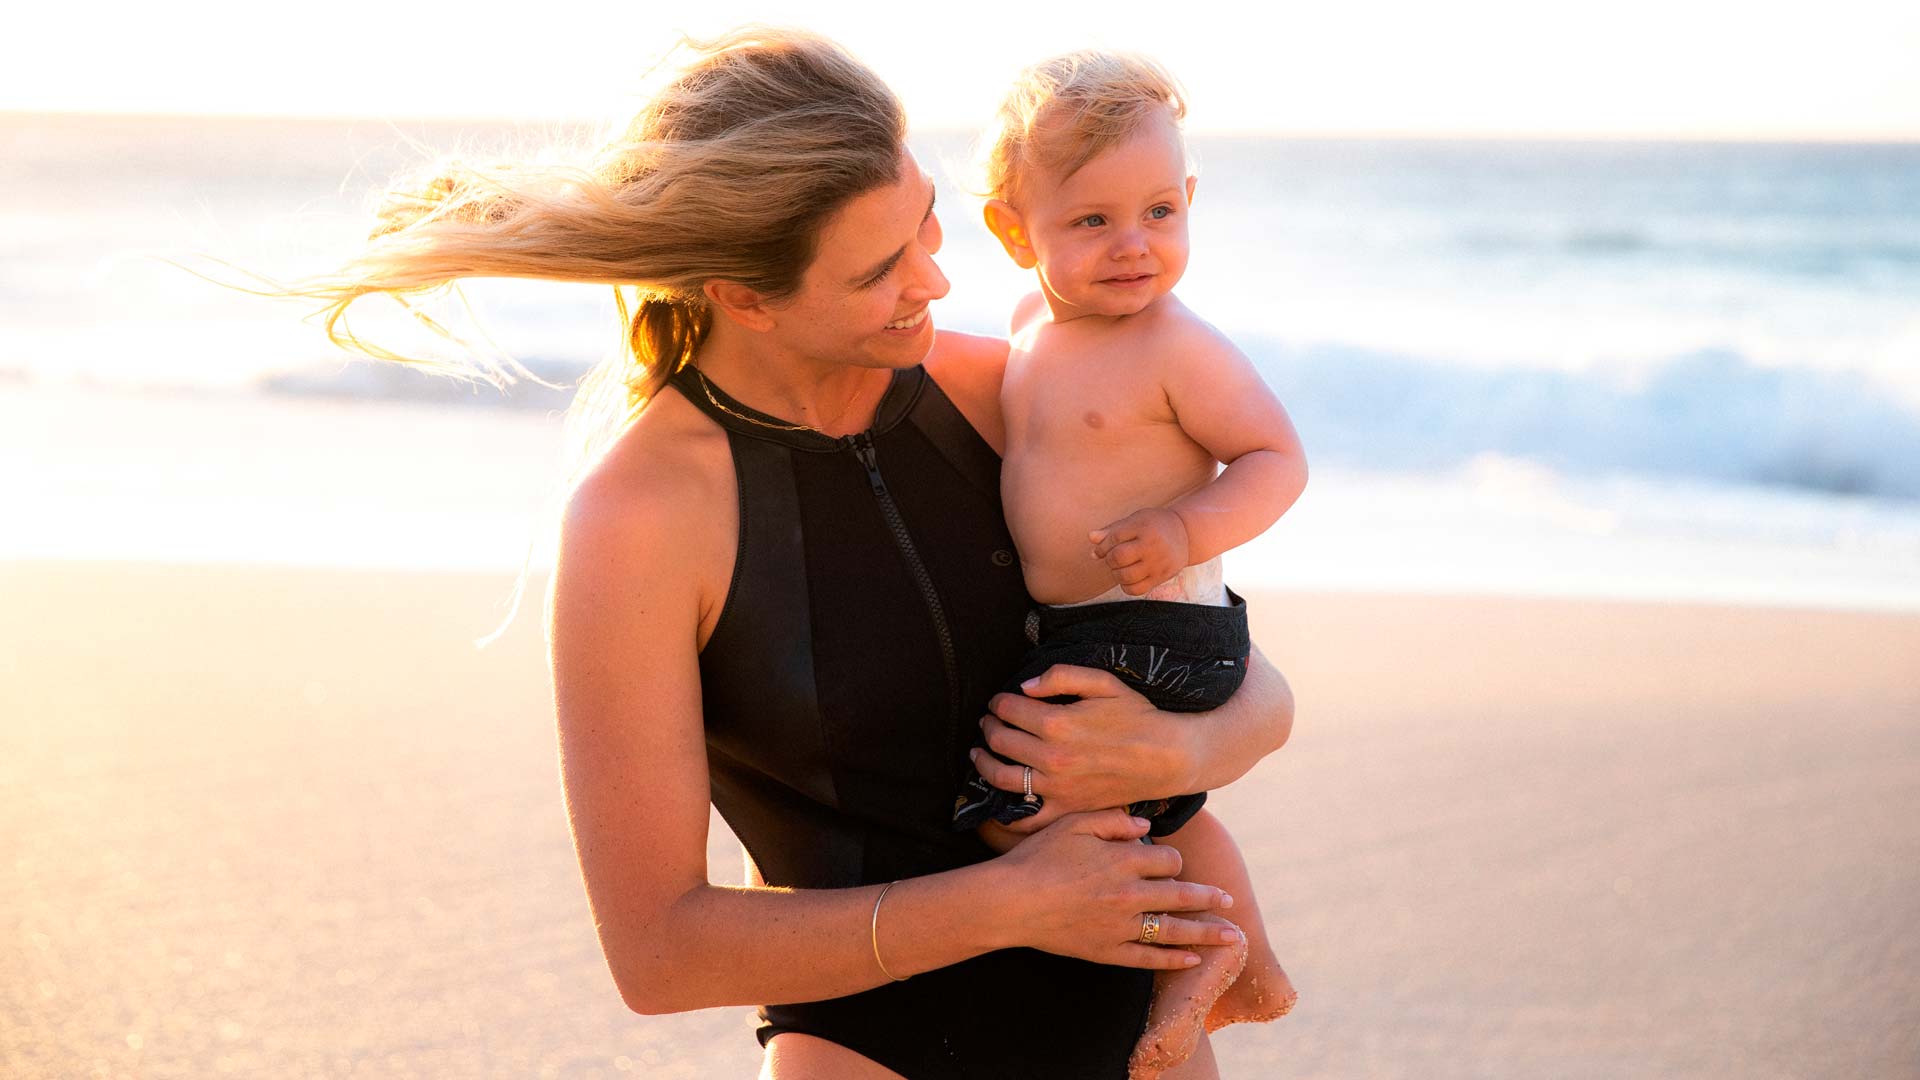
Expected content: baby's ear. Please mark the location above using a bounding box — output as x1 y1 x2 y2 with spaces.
1185 174 1198 207
983 199 1038 270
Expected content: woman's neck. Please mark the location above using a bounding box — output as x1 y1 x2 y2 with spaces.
691 321 888 437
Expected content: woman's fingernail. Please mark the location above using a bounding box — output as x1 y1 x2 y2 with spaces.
968 749 981 762
1131 816 1151 828
1020 677 1039 690
1182 954 1201 966
1220 893 1235 908
1220 928 1242 943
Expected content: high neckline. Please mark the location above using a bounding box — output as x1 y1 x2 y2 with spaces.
668 363 924 452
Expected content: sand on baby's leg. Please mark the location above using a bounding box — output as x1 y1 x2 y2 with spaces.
1126 809 1298 1080
1154 808 1298 1031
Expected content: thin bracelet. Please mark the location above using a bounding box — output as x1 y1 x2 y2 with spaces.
870 880 909 982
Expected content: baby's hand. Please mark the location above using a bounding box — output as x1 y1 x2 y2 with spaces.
1089 508 1191 596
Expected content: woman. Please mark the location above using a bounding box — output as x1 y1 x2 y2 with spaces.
298 28 1294 1079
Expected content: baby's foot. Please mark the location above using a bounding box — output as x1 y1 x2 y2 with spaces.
1127 915 1249 1080
1204 942 1297 1033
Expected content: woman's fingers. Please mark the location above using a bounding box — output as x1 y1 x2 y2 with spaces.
1132 913 1243 948
978 718 1050 773
1013 664 1129 702
1110 943 1206 970
1134 877 1232 913
967 746 1033 793
1065 807 1153 843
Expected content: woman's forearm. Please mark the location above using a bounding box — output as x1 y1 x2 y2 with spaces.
619 862 1008 1014
1175 643 1294 793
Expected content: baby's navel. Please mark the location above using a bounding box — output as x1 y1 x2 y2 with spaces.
1083 410 1105 429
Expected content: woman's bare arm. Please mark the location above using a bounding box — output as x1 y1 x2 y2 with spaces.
550 445 1233 1015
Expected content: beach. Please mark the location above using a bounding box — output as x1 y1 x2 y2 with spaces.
5 562 1916 1078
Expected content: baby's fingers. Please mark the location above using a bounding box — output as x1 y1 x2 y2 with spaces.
1089 527 1127 560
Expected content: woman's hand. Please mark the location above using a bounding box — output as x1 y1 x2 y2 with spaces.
983 808 1240 970
969 665 1197 830
971 648 1295 834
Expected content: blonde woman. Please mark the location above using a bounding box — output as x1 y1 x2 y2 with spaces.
294 29 1293 1079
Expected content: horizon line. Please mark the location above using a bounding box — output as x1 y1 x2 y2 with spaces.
7 107 1919 145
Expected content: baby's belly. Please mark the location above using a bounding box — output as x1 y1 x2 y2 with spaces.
1003 452 1216 606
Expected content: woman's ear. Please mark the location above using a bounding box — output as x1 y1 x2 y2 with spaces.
702 280 777 333
983 199 1038 270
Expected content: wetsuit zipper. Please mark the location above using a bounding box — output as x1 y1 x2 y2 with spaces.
848 430 963 735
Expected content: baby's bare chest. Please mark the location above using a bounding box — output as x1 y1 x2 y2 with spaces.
1003 340 1173 448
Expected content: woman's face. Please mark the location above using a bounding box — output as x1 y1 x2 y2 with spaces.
771 147 950 371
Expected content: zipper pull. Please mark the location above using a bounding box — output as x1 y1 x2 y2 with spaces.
851 432 886 496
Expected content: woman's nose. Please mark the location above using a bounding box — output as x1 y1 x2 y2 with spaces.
908 247 951 302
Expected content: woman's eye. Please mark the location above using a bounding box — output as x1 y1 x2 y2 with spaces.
1079 214 1106 228
865 264 896 288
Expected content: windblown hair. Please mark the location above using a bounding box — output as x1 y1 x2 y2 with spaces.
263 26 906 643
981 49 1188 205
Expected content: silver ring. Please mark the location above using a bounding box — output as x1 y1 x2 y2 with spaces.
1139 912 1163 945
1022 765 1037 803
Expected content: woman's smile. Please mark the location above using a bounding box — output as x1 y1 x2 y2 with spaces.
883 305 932 333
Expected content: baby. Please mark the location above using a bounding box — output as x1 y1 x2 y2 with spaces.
949 50 1308 1078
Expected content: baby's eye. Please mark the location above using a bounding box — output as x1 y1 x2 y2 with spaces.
1078 214 1107 228
1149 205 1174 220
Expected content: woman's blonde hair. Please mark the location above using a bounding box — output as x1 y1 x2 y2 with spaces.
980 49 1188 205
258 27 906 644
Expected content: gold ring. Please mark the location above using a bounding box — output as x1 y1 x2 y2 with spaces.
1139 912 1163 945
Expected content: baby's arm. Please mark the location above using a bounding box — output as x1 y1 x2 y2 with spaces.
1091 322 1307 593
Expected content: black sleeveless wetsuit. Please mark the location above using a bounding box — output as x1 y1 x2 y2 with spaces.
667 363 1153 1079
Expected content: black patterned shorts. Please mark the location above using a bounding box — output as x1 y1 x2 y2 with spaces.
952 587 1251 837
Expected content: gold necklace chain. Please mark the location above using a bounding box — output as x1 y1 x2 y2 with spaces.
689 366 870 435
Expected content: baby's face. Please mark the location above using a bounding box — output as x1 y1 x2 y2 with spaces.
1017 110 1195 320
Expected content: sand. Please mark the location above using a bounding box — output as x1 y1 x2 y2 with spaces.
3 562 1917 1078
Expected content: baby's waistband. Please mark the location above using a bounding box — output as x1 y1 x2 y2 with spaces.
1056 557 1228 609
1033 585 1250 658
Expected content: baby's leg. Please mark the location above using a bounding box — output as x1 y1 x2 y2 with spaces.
1156 808 1297 1032
1128 810 1298 1078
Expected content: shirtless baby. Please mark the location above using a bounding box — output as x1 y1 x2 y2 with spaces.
949 50 1308 1078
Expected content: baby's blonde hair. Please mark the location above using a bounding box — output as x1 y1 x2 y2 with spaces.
981 49 1189 205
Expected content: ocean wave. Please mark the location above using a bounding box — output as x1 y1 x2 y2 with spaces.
1246 341 1920 500
247 341 1920 501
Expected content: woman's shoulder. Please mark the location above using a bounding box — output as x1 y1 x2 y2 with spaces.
556 389 737 625
923 330 1011 454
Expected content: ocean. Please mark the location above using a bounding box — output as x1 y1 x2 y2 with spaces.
4 112 1918 609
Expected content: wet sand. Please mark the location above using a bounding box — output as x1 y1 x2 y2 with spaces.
3 562 1916 1078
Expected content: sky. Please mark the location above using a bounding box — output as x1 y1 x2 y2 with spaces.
8 0 1919 137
